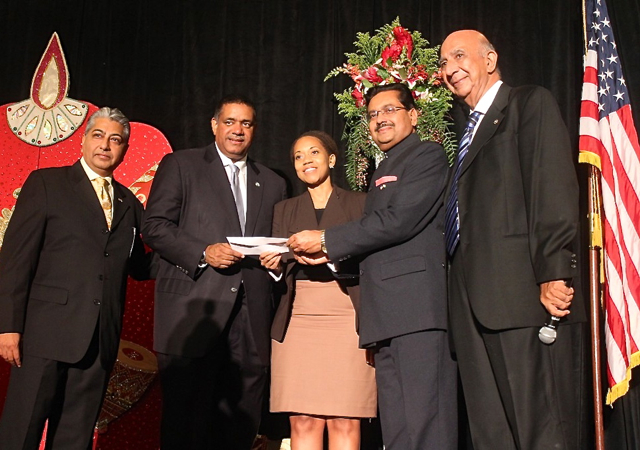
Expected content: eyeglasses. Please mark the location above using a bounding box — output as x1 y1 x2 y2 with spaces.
367 106 407 121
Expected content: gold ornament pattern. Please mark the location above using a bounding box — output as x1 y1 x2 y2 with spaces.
128 164 159 205
6 33 88 147
0 188 20 249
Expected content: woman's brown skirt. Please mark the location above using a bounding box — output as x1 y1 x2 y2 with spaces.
270 280 377 418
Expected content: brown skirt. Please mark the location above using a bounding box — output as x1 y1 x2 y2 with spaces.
270 280 377 418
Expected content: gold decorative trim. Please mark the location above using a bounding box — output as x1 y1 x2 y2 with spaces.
0 188 21 249
6 32 89 147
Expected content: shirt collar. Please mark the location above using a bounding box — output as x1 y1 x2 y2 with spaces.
80 157 114 184
472 80 503 115
215 143 247 170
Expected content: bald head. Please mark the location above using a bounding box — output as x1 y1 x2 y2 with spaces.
439 30 501 109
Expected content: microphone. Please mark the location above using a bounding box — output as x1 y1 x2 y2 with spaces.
538 279 572 345
538 315 561 344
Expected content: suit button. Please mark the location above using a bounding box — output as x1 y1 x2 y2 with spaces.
102 229 109 234
571 264 577 268
98 275 104 281
93 299 101 305
359 269 364 275
231 287 238 293
104 252 109 257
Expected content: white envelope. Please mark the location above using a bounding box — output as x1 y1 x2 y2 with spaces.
227 236 289 255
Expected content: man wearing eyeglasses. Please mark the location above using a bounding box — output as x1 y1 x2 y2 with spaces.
288 83 457 450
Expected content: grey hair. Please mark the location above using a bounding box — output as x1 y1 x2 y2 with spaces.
477 33 501 76
85 107 131 143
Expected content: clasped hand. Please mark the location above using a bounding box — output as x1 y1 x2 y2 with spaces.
540 280 574 317
286 230 329 265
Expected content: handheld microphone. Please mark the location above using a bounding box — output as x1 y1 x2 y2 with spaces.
538 279 572 345
538 315 561 344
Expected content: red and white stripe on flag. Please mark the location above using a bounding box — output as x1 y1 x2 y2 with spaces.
579 0 640 405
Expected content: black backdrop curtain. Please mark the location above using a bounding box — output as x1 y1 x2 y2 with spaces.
1 1 640 447
2 0 639 195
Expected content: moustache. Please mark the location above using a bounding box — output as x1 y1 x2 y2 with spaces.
375 122 393 132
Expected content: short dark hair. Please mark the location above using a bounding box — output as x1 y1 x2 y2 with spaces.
213 95 257 122
290 130 338 162
365 83 416 110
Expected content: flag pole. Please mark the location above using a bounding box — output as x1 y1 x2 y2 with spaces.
581 0 605 446
588 165 605 450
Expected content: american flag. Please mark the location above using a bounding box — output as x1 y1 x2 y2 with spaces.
579 0 640 404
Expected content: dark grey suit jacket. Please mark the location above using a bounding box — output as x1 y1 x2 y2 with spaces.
0 161 152 367
325 134 449 347
447 84 585 330
270 186 366 342
142 144 287 364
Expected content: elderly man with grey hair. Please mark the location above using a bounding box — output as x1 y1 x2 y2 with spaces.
439 30 586 449
0 107 155 450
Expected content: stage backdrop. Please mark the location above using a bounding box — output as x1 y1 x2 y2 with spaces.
1 1 640 449
0 0 638 195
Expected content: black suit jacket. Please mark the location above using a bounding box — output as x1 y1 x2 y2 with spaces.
325 134 449 347
0 161 152 367
448 83 585 329
270 186 365 342
142 144 287 364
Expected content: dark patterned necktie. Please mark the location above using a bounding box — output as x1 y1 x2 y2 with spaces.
230 163 245 235
445 111 482 256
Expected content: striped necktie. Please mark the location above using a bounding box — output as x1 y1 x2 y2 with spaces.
92 177 113 229
229 163 245 235
445 111 482 256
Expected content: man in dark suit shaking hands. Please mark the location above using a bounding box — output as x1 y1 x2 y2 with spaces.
288 83 457 450
142 95 286 449
0 107 154 449
439 30 586 449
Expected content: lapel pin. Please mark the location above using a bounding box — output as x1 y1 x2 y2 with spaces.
380 185 386 189
117 198 123 202
493 119 499 125
255 182 260 187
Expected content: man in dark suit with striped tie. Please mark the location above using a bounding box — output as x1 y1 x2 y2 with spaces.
439 30 587 449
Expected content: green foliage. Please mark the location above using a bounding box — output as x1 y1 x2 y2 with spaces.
326 18 456 191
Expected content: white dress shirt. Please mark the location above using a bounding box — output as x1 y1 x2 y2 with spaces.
469 80 503 142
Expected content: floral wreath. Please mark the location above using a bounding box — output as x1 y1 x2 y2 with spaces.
325 18 455 191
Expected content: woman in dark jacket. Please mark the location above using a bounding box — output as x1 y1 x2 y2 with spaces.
261 131 376 450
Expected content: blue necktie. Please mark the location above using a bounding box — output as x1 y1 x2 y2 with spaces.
445 111 482 256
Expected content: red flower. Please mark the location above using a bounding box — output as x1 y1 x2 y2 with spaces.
431 70 443 86
381 43 402 67
363 66 383 83
351 88 365 107
393 26 413 60
413 64 429 79
347 64 360 77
